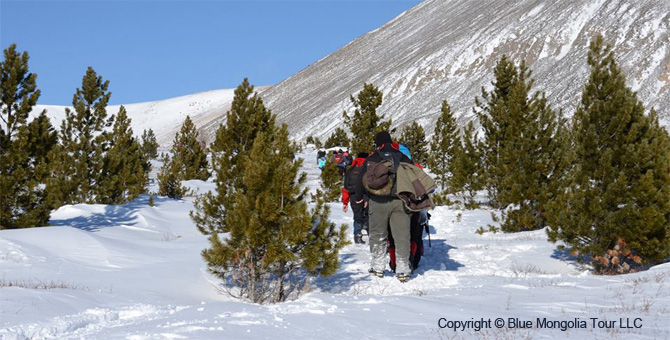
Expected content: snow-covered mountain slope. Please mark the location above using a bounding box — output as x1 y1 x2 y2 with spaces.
260 0 670 140
1 148 669 340
32 88 255 148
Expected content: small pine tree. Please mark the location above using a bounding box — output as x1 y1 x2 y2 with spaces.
546 35 670 270
475 55 565 231
474 56 519 207
26 111 58 179
323 127 350 149
97 106 148 204
148 195 155 207
141 128 159 159
210 78 275 188
193 79 275 235
157 153 187 199
25 111 58 211
427 101 460 191
319 156 343 202
0 44 51 228
170 116 209 181
48 66 113 206
200 126 347 303
342 83 391 155
450 121 484 208
399 120 428 165
305 135 322 148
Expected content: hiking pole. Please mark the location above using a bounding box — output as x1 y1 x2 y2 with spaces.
425 223 431 247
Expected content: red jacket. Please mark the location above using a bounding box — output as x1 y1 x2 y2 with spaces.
341 157 366 205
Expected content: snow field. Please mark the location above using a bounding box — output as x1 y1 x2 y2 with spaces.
0 147 668 339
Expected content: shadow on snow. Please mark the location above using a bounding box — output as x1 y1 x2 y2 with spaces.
413 237 464 275
312 236 464 293
50 194 174 232
310 253 365 293
550 248 578 262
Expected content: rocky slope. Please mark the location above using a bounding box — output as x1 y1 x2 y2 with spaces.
260 0 670 140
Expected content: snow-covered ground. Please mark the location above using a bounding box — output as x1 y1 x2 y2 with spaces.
32 88 240 148
1 147 669 340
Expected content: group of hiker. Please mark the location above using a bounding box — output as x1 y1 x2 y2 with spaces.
317 131 436 283
317 149 352 176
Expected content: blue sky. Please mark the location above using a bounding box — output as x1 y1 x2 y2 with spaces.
1 0 421 105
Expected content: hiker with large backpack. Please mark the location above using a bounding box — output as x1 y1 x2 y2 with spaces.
353 131 415 282
388 143 433 273
342 152 369 245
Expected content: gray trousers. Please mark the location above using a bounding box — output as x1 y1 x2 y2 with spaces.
369 197 411 275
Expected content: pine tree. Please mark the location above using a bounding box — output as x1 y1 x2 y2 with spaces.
546 35 670 270
305 135 323 148
319 156 343 202
26 111 58 176
475 55 565 231
49 67 113 206
0 44 40 144
157 153 187 199
200 127 347 303
24 111 58 209
97 106 148 204
399 120 428 166
141 128 159 159
0 44 51 228
342 83 391 155
192 79 275 235
323 127 350 149
427 101 460 191
209 79 274 186
170 116 209 181
450 121 484 208
474 56 519 207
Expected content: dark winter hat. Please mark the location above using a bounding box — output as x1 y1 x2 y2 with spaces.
357 152 369 158
374 131 393 147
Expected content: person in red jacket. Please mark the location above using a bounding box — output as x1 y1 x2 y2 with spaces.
342 152 369 244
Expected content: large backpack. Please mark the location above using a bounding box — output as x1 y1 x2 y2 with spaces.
363 150 403 197
344 163 364 194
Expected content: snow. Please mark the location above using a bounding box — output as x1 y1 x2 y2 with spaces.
520 3 545 21
31 89 239 148
555 0 606 61
1 147 669 339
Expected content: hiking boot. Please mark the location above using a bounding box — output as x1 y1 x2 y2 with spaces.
354 234 365 245
396 273 411 283
368 268 384 278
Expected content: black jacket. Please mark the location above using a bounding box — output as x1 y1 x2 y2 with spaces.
352 143 413 203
